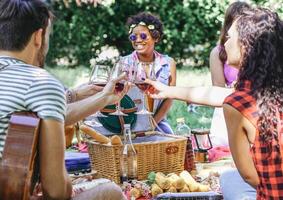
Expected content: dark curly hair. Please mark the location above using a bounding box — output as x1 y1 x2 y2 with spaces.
236 8 283 146
126 12 163 42
219 1 251 64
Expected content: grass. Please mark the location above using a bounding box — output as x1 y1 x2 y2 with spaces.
46 66 215 130
169 66 214 130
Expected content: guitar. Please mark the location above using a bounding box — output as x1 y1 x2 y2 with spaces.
0 112 40 200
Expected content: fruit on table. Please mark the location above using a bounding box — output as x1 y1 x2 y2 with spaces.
130 187 142 199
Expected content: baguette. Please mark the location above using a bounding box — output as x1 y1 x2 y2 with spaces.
179 170 199 192
179 184 190 192
80 124 110 144
151 183 163 197
166 186 177 193
197 183 210 192
167 173 185 190
155 172 170 190
110 135 123 145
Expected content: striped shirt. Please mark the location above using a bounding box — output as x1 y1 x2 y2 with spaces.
0 56 66 158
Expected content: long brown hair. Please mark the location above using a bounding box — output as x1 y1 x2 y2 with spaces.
219 1 250 64
236 8 283 145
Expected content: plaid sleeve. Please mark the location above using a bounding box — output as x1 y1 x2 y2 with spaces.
224 90 258 128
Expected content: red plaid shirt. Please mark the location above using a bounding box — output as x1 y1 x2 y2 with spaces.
224 80 283 199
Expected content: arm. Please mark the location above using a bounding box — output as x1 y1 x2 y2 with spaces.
65 73 128 125
145 79 233 107
209 46 226 87
39 119 72 199
65 91 115 125
153 58 176 124
66 83 103 103
223 104 259 188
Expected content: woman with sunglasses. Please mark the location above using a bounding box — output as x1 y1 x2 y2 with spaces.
123 12 176 134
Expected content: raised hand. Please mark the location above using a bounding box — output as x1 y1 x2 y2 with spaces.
102 72 130 105
144 79 170 99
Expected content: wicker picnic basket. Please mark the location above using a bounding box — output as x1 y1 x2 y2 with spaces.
85 132 187 184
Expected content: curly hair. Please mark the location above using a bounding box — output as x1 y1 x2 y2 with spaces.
126 12 163 42
236 8 283 145
219 1 251 64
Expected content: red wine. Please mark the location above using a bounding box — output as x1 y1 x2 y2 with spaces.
93 82 106 87
135 82 155 94
115 82 124 92
135 82 150 92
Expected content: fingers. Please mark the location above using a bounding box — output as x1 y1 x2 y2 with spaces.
148 93 164 99
111 72 127 83
91 85 103 92
120 82 130 97
144 78 154 85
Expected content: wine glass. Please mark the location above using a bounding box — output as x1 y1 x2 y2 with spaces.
134 62 156 115
85 63 110 127
109 60 129 116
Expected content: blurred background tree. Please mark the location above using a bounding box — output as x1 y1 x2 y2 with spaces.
47 0 283 68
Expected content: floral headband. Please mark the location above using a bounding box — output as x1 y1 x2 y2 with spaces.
128 21 155 34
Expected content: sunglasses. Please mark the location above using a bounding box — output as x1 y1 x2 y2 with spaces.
129 33 149 42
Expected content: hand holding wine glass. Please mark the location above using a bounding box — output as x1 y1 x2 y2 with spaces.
85 63 111 126
143 78 170 99
101 72 130 106
109 60 130 116
134 62 156 115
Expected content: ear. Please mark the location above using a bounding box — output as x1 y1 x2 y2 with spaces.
33 28 44 50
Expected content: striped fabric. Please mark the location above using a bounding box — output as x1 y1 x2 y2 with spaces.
224 80 283 199
0 56 66 158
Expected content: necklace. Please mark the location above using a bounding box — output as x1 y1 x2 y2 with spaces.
138 61 155 78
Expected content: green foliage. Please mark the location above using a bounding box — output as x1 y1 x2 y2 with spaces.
48 0 229 68
47 0 283 68
167 101 214 131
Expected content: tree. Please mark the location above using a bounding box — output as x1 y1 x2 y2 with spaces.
47 0 283 68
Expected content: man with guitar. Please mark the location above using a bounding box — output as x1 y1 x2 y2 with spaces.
0 0 126 199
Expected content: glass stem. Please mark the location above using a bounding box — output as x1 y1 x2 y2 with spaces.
142 93 146 111
117 101 121 111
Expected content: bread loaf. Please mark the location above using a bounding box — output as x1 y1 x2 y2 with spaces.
110 135 123 145
155 172 170 190
167 173 185 190
151 183 163 197
80 124 110 144
179 170 199 192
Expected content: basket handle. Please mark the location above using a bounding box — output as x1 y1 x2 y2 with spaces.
100 107 138 114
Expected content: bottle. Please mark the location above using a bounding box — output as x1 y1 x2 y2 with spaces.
120 124 137 183
175 118 195 171
175 118 191 137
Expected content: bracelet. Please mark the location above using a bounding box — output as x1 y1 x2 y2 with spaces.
66 89 77 104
